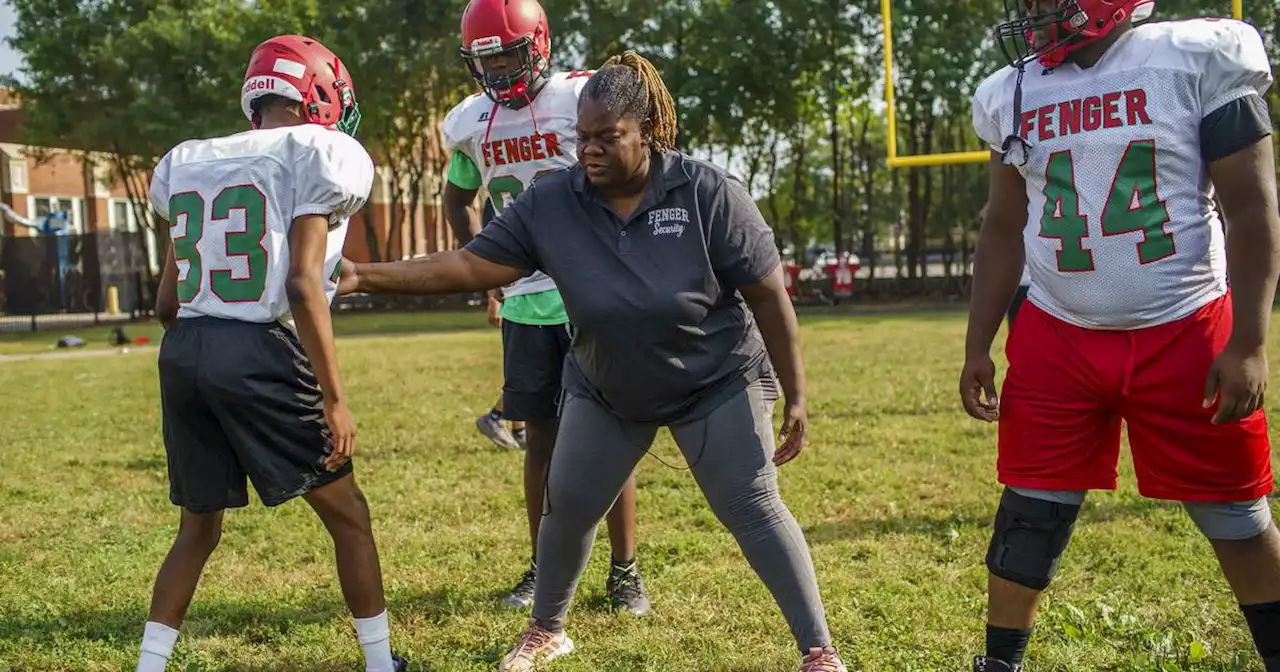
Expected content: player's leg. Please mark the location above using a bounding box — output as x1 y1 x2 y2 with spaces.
976 301 1124 671
477 391 521 451
302 475 400 669
668 380 844 670
981 488 1085 670
139 320 245 672
1181 501 1280 671
604 471 644 614
500 392 657 671
1123 295 1280 670
202 321 403 672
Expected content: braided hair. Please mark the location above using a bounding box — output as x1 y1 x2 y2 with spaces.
581 51 677 151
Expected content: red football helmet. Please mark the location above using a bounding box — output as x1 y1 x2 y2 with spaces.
242 35 362 135
997 0 1154 68
459 0 551 107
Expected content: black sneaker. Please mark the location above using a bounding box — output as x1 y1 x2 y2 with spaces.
393 653 409 671
606 561 651 616
503 562 537 610
973 656 1020 672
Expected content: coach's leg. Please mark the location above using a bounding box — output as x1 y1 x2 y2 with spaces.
669 381 832 654
530 393 656 631
1185 501 1280 670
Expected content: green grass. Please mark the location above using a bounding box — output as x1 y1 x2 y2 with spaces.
0 307 1274 671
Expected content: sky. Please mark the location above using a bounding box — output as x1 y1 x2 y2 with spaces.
0 2 18 79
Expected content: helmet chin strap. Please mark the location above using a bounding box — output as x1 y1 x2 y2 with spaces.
1001 66 1032 167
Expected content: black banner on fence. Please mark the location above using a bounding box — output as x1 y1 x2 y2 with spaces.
0 230 151 316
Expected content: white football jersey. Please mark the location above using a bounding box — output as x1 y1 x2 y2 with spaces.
442 70 593 298
149 124 374 326
973 19 1273 329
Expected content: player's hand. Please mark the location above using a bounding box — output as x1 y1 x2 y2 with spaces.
774 397 807 466
960 355 1000 422
487 296 502 327
336 257 360 296
323 400 356 471
1204 343 1268 425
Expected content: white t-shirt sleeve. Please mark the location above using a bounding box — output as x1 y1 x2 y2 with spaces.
1198 19 1273 117
293 132 375 221
148 148 175 220
972 71 1008 153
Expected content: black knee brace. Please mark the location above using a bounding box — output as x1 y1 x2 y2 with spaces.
986 488 1080 591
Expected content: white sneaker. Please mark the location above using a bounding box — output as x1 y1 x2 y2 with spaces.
800 647 848 672
476 415 521 450
499 620 575 671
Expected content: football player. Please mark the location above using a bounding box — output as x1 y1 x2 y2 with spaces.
441 0 650 615
475 197 529 452
137 35 405 672
962 2 1280 670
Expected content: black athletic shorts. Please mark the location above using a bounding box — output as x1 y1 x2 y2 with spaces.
158 317 351 513
501 320 572 421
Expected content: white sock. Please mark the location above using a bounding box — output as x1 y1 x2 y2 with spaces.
136 621 179 672
354 610 395 672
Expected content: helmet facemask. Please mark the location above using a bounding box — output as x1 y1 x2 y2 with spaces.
996 0 1089 69
462 36 549 108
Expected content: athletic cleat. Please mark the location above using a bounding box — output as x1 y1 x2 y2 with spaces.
393 653 409 671
799 647 847 672
499 620 575 671
503 563 538 609
606 562 651 616
973 656 1021 672
512 428 528 450
476 414 521 451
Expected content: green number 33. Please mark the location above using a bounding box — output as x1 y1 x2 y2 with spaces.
1039 139 1175 272
169 185 269 303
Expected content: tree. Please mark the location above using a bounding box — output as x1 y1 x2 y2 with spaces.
6 0 257 277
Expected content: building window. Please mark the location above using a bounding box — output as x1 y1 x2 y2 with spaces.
108 198 136 232
30 196 82 234
108 198 161 271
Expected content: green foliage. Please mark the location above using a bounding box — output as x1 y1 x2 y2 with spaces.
4 0 1274 280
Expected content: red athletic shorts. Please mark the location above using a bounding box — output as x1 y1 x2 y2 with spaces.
998 294 1272 502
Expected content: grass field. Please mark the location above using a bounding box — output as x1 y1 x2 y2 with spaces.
2 307 1275 671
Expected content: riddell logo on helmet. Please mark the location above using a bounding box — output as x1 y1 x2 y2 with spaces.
243 76 279 94
469 36 503 54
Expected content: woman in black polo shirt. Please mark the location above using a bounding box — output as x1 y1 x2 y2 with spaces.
342 52 845 672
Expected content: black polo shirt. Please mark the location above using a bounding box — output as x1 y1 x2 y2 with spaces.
465 150 781 423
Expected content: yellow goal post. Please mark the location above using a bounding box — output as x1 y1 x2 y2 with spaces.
881 0 1245 168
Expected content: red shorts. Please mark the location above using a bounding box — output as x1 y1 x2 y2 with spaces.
998 295 1272 502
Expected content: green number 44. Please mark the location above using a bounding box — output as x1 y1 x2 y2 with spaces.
1039 139 1174 273
169 185 269 303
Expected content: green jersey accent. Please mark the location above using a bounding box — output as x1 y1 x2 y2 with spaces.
447 149 483 190
500 289 568 326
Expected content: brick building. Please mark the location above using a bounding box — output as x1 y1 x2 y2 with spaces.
0 90 457 272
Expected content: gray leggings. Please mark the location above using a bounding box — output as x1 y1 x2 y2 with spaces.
533 381 832 652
